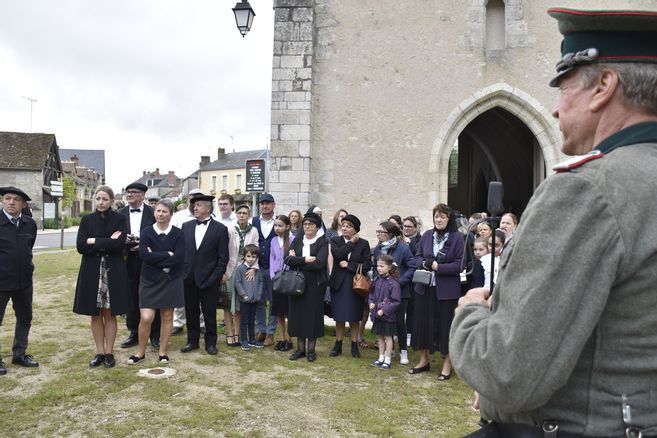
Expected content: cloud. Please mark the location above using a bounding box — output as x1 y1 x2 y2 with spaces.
0 0 273 189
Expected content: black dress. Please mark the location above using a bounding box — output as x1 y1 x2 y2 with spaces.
73 210 130 316
286 235 328 339
328 237 372 322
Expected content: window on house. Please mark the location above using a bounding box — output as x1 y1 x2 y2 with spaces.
221 175 228 191
448 141 459 188
211 175 217 191
485 0 505 50
236 174 242 190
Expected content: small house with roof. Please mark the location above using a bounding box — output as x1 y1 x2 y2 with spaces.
0 131 63 227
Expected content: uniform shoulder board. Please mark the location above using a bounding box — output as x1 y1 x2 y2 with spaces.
552 150 604 173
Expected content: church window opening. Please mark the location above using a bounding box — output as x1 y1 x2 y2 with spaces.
448 141 459 188
485 0 505 50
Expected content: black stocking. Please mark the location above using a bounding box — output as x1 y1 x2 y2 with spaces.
297 337 306 352
307 338 316 353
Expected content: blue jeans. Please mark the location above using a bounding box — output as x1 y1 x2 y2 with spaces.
255 271 277 335
240 301 257 344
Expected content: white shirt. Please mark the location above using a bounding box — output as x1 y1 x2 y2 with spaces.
153 223 173 236
194 217 211 250
128 203 145 237
218 213 236 228
302 235 320 257
257 215 275 238
171 209 195 229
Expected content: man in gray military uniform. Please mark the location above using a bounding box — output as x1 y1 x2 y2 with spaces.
450 7 657 437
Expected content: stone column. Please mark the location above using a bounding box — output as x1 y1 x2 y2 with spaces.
269 0 314 214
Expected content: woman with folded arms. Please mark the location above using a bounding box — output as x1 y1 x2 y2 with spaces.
128 199 185 365
74 186 129 368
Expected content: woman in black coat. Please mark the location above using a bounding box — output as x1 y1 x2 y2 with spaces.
285 212 328 362
327 214 371 358
73 186 129 368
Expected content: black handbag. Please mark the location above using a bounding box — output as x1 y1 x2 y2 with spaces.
412 269 432 285
272 268 305 296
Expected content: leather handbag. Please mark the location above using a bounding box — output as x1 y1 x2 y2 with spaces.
272 268 305 296
352 264 371 298
412 269 432 286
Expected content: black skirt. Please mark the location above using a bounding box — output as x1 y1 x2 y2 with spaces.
410 286 437 353
139 273 184 309
271 291 289 317
372 320 396 337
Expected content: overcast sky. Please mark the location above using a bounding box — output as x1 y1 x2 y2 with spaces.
0 0 273 192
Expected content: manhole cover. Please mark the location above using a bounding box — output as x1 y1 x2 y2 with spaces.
137 367 176 378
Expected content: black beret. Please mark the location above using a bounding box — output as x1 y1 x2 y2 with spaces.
341 214 361 232
302 212 322 227
125 182 148 192
0 186 31 202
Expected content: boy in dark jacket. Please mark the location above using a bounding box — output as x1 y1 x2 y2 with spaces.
234 244 264 350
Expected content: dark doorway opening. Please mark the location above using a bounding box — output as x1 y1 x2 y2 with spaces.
447 107 545 218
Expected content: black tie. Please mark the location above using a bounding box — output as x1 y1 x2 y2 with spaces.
130 208 141 213
196 219 210 226
10 217 19 227
159 232 167 240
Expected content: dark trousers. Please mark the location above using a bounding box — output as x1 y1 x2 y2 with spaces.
184 282 218 348
240 301 257 344
396 298 409 351
126 253 160 340
0 286 33 359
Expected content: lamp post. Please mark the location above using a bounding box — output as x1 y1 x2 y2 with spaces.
232 0 256 37
21 95 37 132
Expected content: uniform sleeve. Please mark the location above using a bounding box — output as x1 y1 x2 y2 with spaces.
93 215 128 253
435 233 464 276
449 172 624 413
397 245 416 287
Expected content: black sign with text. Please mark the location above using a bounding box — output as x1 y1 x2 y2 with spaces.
246 159 265 192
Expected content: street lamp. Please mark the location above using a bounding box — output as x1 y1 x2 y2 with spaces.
233 0 256 37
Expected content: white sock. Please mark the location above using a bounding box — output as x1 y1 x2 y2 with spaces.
378 354 385 362
384 355 391 364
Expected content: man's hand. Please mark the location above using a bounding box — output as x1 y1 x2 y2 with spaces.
457 287 491 310
245 268 255 282
339 260 348 268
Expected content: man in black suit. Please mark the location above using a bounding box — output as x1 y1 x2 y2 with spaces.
0 186 39 374
180 195 229 355
118 182 159 349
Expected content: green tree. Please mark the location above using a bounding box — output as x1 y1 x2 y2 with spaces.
62 176 76 209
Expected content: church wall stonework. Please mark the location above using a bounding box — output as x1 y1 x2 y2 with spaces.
269 0 657 239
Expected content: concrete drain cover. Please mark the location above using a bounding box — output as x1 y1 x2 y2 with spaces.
137 367 176 378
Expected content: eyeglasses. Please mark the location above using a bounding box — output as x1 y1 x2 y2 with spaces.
402 225 414 229
303 222 316 227
126 190 142 195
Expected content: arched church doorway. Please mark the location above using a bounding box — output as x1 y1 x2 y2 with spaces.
446 107 546 217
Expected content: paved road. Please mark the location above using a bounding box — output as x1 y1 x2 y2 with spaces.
34 230 77 250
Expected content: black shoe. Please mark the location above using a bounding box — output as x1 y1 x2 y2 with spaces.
282 340 294 352
307 351 317 362
128 355 146 365
0 360 6 375
350 341 360 358
89 354 105 367
289 350 306 361
120 333 138 348
12 355 39 367
104 354 116 368
150 338 160 349
171 326 184 336
206 345 218 355
180 343 199 353
274 341 284 351
329 340 343 357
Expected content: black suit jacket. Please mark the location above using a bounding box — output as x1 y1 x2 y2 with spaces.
182 218 229 289
119 203 156 277
328 236 371 290
0 211 37 290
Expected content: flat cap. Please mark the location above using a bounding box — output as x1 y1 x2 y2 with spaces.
259 193 275 203
548 8 657 86
0 186 31 202
125 182 148 192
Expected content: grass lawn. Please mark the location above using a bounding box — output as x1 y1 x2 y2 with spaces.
0 251 481 437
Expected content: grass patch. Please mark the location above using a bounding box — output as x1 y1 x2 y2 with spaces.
0 250 481 436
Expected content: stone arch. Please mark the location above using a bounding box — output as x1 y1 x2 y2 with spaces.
425 82 562 213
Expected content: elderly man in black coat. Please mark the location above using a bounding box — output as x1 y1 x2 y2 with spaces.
180 195 229 355
118 182 158 349
0 186 39 375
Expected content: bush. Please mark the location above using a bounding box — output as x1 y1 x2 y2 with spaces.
43 216 82 229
